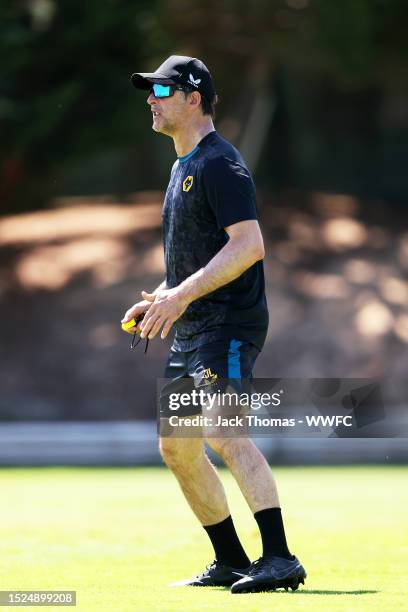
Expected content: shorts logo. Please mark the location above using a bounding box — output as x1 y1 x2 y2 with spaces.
203 368 218 384
183 175 193 192
194 366 218 388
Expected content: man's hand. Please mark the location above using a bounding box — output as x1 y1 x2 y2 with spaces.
121 300 151 334
139 287 190 340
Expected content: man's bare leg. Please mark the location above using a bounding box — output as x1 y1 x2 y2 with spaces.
205 431 292 561
159 435 229 525
203 435 307 593
205 436 280 512
159 432 250 572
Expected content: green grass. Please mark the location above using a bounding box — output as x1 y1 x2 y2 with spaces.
0 466 407 611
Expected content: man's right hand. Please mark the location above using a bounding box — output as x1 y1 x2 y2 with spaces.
121 300 151 334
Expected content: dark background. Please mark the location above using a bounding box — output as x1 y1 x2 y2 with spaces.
1 0 407 420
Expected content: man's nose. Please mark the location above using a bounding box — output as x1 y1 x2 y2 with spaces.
147 91 155 105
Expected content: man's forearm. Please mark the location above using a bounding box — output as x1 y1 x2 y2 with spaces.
178 239 263 305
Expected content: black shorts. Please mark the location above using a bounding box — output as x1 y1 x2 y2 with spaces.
159 338 260 418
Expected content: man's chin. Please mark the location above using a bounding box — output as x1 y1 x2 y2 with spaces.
152 121 163 133
152 123 171 136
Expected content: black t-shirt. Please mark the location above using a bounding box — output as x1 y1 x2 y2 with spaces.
162 130 269 351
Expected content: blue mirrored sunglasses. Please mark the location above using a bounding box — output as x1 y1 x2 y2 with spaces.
150 83 191 98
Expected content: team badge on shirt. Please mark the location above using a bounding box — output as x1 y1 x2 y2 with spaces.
182 175 194 192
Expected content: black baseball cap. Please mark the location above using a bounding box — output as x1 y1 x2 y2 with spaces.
131 55 216 102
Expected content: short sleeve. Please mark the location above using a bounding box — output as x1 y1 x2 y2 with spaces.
202 156 258 229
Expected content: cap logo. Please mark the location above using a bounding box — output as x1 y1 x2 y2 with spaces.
188 73 201 88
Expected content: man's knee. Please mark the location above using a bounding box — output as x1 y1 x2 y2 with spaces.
206 436 249 461
159 436 203 470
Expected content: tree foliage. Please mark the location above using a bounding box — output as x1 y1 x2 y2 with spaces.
1 0 407 211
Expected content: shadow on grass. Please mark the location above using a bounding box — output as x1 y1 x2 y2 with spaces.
291 590 378 596
218 587 378 595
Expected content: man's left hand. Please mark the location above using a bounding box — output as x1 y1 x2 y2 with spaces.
139 287 190 340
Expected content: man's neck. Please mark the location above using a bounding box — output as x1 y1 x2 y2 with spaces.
173 121 215 158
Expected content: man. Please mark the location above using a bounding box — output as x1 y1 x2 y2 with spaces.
122 55 306 593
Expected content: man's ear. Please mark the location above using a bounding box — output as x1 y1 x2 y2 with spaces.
189 90 201 109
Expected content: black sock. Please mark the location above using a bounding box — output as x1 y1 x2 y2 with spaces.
254 507 293 559
203 515 250 569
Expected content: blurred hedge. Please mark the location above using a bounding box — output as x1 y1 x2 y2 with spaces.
1 0 408 212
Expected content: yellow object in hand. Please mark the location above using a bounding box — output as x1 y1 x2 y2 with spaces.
121 318 137 332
